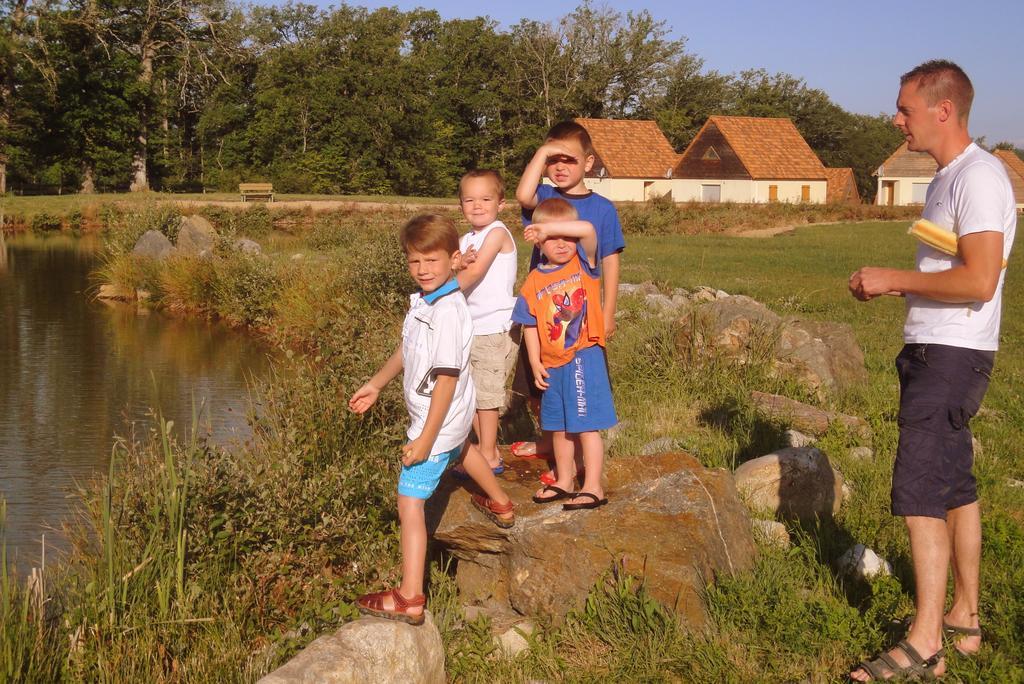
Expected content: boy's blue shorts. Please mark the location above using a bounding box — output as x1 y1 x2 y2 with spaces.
397 445 462 499
540 345 617 434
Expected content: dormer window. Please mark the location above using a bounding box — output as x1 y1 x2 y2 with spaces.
702 146 720 161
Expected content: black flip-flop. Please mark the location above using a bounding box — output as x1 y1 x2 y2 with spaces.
532 485 575 504
562 492 609 511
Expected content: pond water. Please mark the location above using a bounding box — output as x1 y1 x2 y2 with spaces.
0 234 270 569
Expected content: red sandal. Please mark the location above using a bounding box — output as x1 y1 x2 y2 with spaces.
510 441 548 459
471 493 515 529
356 588 426 625
540 468 586 486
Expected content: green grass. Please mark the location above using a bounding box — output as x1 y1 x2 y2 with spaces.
3 208 1022 681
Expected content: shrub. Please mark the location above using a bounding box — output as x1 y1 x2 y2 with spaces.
213 252 281 326
30 212 62 233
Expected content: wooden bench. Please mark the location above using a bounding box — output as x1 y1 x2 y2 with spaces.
239 182 274 202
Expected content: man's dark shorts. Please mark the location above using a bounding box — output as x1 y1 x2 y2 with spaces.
892 343 994 519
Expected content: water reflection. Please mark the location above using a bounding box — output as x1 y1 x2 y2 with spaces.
0 234 269 568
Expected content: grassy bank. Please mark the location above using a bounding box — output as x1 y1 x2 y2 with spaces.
2 200 1021 681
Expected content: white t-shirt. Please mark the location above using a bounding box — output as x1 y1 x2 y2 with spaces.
459 220 517 335
904 143 1017 351
402 279 476 454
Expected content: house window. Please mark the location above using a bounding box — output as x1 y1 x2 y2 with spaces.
702 146 720 161
801 185 811 202
768 185 779 202
701 184 721 203
911 182 929 204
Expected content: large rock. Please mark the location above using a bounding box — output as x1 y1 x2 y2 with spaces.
258 612 444 684
781 319 869 394
132 230 175 260
672 292 868 396
234 237 263 255
734 447 845 520
427 451 756 628
176 215 217 256
751 391 872 442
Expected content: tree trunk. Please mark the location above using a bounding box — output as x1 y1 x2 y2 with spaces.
0 159 6 195
130 44 156 192
80 161 96 194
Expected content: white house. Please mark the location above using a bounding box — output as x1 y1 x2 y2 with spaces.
569 118 681 202
671 116 827 204
993 149 1024 213
874 142 937 206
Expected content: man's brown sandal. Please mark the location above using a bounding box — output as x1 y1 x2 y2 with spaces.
356 588 425 626
471 493 515 529
853 640 943 681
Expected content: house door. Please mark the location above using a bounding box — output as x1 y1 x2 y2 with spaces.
882 181 895 206
701 184 721 203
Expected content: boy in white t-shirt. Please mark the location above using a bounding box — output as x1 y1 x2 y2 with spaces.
451 170 519 479
349 214 514 625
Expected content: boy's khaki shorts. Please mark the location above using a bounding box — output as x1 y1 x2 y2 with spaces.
470 330 519 410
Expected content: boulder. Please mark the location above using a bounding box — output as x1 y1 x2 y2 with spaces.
427 451 756 628
733 447 845 521
258 612 444 684
751 391 872 442
132 230 175 260
751 519 790 549
176 215 217 256
848 446 874 461
96 283 134 301
781 319 869 394
234 237 263 255
784 429 815 448
837 544 892 580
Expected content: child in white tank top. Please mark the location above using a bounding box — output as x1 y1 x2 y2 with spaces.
454 170 519 477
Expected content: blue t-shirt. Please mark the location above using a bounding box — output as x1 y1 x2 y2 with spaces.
522 184 625 270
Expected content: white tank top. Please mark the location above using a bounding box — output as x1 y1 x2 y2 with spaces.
459 221 517 335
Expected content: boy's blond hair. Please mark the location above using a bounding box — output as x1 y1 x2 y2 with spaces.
459 169 505 200
400 214 460 255
532 197 579 224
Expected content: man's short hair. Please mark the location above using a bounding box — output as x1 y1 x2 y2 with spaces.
901 60 974 123
400 214 459 255
546 121 594 156
459 169 504 200
532 197 579 224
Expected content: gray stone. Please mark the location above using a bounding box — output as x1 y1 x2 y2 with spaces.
751 391 872 442
258 611 444 684
640 436 677 456
132 230 175 260
837 544 892 579
176 215 217 256
618 281 660 296
494 622 533 656
734 447 845 521
751 519 790 548
1008 479 1024 489
784 429 815 448
291 253 305 261
848 446 874 461
96 283 134 301
428 451 756 628
234 237 263 255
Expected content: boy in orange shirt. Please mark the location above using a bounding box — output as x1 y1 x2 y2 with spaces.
511 198 617 510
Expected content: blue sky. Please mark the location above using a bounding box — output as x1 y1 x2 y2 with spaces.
272 0 1024 147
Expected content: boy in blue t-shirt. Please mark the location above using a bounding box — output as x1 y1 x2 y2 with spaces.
511 121 625 480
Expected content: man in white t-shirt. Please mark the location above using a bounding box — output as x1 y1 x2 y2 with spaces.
849 61 1016 681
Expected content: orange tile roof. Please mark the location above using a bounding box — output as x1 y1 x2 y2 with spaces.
994 150 1024 204
575 118 680 179
875 142 937 178
824 167 860 204
675 115 826 180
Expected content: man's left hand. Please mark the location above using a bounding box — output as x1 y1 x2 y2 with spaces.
849 267 903 300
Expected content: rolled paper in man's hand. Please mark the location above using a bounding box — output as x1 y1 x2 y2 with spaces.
909 219 1007 268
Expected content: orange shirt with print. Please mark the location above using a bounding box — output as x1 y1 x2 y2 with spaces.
517 251 605 369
